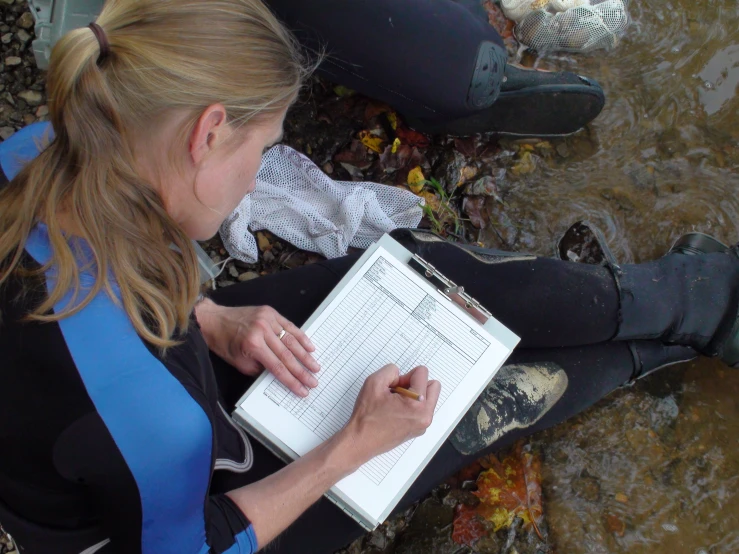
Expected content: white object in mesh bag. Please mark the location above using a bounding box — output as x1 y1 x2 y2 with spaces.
220 145 424 263
505 0 630 53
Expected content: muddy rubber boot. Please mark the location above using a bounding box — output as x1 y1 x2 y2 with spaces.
450 362 568 456
615 233 739 367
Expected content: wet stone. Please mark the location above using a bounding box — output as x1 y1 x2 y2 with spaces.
237 271 259 282
16 11 34 30
571 475 601 502
4 56 21 66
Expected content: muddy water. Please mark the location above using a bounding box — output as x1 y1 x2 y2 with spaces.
482 0 739 552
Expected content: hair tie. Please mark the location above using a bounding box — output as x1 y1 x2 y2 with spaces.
88 23 110 65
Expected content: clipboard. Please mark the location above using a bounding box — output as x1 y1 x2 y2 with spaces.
232 233 519 531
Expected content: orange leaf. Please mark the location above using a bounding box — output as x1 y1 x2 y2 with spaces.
452 504 487 547
396 125 430 148
473 441 544 539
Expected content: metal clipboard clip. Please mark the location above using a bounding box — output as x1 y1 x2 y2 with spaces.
408 255 492 325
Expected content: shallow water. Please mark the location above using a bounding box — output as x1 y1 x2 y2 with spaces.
483 0 739 552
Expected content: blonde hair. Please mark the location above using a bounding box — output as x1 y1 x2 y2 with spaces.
0 0 308 348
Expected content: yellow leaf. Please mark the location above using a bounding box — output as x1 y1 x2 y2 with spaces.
391 137 401 154
333 85 355 97
419 191 441 212
358 130 384 154
387 111 399 130
407 166 426 194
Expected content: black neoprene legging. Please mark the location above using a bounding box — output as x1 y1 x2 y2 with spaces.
265 0 506 123
209 247 641 553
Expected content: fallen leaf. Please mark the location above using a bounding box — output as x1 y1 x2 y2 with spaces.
452 504 487 547
605 513 626 537
473 442 544 539
462 196 488 229
364 101 392 122
333 139 373 170
395 125 430 148
615 493 629 504
387 110 399 130
256 232 271 252
407 166 426 193
511 151 537 176
419 190 441 212
391 137 401 154
333 84 355 97
483 0 516 39
455 165 480 188
358 130 385 154
380 144 427 174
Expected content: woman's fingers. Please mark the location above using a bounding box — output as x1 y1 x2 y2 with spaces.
264 332 319 390
254 339 312 397
275 314 320 373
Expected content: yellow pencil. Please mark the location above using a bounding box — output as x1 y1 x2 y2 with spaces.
390 386 424 402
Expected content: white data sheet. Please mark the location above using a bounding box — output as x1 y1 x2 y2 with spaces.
235 242 517 528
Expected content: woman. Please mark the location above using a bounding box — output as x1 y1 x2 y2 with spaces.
0 1 737 553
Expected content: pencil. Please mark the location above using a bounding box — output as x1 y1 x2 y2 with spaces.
391 386 424 402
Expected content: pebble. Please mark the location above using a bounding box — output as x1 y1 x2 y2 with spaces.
1 32 11 44
18 89 43 106
4 56 21 66
0 0 14 5
35 104 48 117
227 265 239 279
0 126 15 140
16 29 31 44
237 271 260 282
17 11 35 30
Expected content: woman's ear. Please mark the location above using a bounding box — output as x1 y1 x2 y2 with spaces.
189 104 229 165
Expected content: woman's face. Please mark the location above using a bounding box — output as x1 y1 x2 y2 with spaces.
158 106 287 241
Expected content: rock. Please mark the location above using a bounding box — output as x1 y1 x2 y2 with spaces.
17 11 35 30
571 475 601 502
556 142 571 158
0 126 15 140
5 56 22 67
1 32 11 44
227 265 239 279
237 271 260 282
35 104 48 117
0 0 15 6
256 231 271 252
18 89 42 106
262 249 275 263
22 113 34 125
16 29 31 44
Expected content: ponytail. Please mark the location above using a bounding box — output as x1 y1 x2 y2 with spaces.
0 0 308 348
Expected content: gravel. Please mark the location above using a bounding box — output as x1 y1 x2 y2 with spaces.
0 0 48 142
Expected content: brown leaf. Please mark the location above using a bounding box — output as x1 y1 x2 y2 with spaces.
379 144 427 174
333 139 373 170
483 0 515 39
364 101 393 122
605 513 626 537
462 196 488 229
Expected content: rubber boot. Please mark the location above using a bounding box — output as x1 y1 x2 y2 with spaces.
614 237 739 366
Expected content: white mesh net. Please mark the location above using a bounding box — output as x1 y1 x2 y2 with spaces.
502 0 630 53
220 145 424 263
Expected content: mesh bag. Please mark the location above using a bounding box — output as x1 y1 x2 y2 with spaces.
220 145 424 263
502 0 630 53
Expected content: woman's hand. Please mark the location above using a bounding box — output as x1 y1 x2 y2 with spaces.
195 299 320 397
343 364 442 464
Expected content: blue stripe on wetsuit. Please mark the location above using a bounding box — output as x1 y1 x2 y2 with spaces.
24 225 256 554
0 121 53 179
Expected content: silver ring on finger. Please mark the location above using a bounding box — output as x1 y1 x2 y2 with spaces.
277 329 287 341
